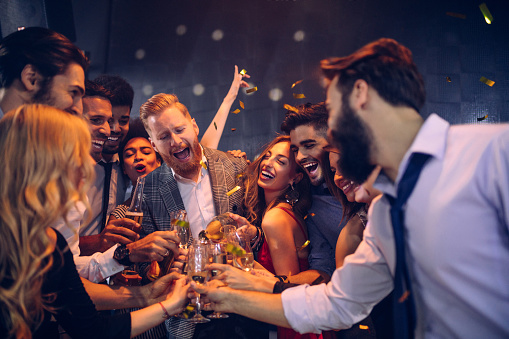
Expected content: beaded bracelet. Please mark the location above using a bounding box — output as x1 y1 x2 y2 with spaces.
158 302 171 319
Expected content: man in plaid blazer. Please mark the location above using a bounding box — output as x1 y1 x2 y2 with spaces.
139 93 268 339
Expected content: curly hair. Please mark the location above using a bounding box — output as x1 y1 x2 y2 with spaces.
243 135 311 226
0 104 94 338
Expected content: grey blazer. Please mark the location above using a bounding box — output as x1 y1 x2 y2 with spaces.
140 147 247 236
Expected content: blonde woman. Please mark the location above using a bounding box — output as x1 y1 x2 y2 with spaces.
0 105 188 339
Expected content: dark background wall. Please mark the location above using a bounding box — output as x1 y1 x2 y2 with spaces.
1 0 508 159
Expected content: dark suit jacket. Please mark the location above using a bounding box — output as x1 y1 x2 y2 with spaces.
140 147 247 236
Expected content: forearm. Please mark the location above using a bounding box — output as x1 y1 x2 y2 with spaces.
230 290 291 328
200 95 236 149
82 277 148 310
287 269 330 285
130 299 180 338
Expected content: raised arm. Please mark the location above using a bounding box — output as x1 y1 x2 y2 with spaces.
200 65 250 149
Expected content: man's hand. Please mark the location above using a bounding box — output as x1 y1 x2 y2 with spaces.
169 248 188 274
100 218 141 251
207 263 277 293
127 231 180 262
227 150 251 164
191 279 236 314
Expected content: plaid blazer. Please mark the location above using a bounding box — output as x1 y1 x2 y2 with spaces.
140 147 247 236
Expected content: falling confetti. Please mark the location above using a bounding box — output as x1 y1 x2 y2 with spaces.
231 128 236 132
296 240 310 251
303 213 316 220
446 76 452 82
236 173 244 179
214 122 217 130
293 93 306 99
200 160 208 170
240 69 247 75
446 12 466 19
477 114 488 121
479 76 495 87
239 101 245 109
246 86 258 94
227 185 241 196
284 104 299 113
359 325 370 331
232 109 241 114
479 3 493 24
291 79 303 88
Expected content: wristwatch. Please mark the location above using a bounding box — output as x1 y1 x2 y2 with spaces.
113 244 133 266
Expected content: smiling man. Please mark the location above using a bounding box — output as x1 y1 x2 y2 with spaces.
0 27 88 117
280 103 346 283
139 93 268 339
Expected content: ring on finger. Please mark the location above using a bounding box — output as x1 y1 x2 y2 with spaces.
164 250 170 257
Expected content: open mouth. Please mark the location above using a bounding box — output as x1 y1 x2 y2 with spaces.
260 170 275 180
339 179 356 194
106 136 119 144
173 147 190 160
302 161 319 175
92 139 105 150
134 164 146 173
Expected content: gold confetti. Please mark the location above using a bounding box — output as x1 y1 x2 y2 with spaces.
239 101 245 109
240 69 247 75
232 109 241 114
303 213 315 220
296 240 310 251
479 3 493 24
480 76 495 87
446 76 452 82
236 173 244 179
293 93 306 99
477 114 488 122
246 86 258 94
398 290 410 303
291 79 303 88
284 104 299 113
200 160 208 170
214 122 217 130
231 128 236 132
227 185 241 196
359 325 369 330
446 12 466 19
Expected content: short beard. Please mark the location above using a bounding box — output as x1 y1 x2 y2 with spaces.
31 76 55 106
162 138 202 178
329 101 376 184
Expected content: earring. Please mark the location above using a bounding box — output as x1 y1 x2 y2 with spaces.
285 183 300 207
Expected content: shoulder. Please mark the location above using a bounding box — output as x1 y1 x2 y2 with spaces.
145 163 172 183
263 204 298 233
204 147 247 169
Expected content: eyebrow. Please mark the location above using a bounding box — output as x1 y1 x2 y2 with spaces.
298 139 316 145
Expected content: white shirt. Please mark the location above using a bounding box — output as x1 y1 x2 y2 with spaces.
53 200 125 283
282 114 509 338
80 155 127 236
172 149 216 238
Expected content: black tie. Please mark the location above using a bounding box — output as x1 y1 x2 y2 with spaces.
99 162 113 232
386 152 431 339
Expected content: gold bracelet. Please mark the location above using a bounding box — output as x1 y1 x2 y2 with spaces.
158 302 171 319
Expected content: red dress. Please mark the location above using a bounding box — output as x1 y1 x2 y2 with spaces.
257 207 322 339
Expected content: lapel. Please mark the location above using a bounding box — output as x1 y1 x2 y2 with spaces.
157 163 185 214
203 147 230 215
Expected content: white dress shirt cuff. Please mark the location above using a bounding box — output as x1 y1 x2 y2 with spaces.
74 244 125 283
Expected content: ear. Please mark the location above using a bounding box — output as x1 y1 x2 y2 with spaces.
149 137 160 153
291 172 304 186
20 64 42 92
349 79 369 111
191 118 199 136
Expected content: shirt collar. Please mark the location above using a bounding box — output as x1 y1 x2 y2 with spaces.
374 113 449 195
98 153 120 165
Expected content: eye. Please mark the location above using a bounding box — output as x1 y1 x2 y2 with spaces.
124 151 134 158
304 143 315 150
175 127 185 134
119 118 129 126
89 118 103 125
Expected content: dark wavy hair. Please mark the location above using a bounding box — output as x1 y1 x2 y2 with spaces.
0 27 88 88
321 38 425 112
94 75 134 109
243 135 311 226
280 102 328 137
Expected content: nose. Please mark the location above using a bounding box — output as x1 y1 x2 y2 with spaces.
134 150 143 161
170 133 182 147
110 120 120 134
100 122 111 137
295 149 305 163
69 98 83 116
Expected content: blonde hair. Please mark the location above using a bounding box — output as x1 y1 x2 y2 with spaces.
139 93 191 134
0 104 94 338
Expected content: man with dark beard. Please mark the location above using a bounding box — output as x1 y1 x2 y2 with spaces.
0 27 88 117
139 93 268 339
191 38 509 339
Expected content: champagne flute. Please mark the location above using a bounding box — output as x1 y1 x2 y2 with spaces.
207 242 229 319
171 210 191 249
186 241 211 323
232 232 254 272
